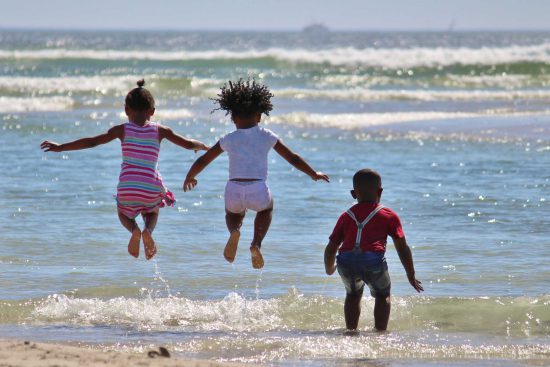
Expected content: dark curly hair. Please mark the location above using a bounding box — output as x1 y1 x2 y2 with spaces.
125 79 155 111
212 79 273 117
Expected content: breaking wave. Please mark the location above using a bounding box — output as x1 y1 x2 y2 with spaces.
0 292 546 337
1 43 549 68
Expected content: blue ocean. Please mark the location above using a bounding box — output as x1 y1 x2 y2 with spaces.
0 30 549 366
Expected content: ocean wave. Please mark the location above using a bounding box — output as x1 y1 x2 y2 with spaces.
268 110 548 129
274 87 550 102
3 77 550 104
0 75 136 94
7 292 544 337
117 108 194 121
0 75 220 95
444 74 544 88
1 43 549 68
315 73 548 89
0 96 73 113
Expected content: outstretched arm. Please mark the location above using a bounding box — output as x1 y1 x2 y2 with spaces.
273 140 329 182
393 237 423 292
324 240 340 275
40 125 123 152
158 125 209 152
183 142 224 191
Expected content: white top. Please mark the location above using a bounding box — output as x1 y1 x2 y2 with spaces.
219 126 279 180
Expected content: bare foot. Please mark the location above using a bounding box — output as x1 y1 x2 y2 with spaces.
128 227 141 258
223 230 240 263
142 228 157 260
250 246 264 269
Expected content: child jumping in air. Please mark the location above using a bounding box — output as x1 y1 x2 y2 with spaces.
324 169 423 332
183 79 329 269
41 79 208 260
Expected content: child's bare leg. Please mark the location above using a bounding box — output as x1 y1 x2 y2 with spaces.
118 210 141 258
344 290 363 330
142 210 159 260
251 208 272 249
250 207 272 269
143 210 159 233
224 210 245 262
374 295 391 331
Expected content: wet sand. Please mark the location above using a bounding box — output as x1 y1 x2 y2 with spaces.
0 339 256 367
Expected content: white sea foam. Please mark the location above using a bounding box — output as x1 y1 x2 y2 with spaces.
29 292 550 337
1 75 548 104
0 75 218 95
0 75 136 94
32 292 288 332
0 96 73 113
444 74 540 88
171 334 547 363
316 73 546 89
1 43 549 68
117 108 194 121
268 110 548 129
274 87 550 102
154 108 195 120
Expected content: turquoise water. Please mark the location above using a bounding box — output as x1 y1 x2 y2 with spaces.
1 30 549 365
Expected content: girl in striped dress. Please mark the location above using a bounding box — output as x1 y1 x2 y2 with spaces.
41 79 208 260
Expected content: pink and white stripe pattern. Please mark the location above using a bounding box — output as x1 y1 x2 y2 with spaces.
116 122 174 219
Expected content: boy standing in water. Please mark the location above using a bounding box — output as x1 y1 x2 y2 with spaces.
324 169 423 331
184 79 329 269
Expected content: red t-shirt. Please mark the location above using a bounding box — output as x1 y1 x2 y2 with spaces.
329 202 405 253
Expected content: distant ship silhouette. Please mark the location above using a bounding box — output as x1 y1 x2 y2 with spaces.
301 23 330 33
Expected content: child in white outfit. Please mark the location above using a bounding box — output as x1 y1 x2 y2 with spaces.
221 126 277 213
184 79 329 269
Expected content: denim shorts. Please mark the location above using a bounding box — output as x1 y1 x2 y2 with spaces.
336 251 391 298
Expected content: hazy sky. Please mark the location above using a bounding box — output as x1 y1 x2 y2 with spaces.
2 0 550 31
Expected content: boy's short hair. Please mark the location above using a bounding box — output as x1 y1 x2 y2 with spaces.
353 169 382 190
212 79 273 117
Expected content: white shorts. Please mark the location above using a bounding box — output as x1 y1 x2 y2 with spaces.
224 180 273 214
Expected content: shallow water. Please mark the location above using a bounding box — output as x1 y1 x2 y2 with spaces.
1 30 549 365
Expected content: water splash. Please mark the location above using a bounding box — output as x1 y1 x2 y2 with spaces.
20 292 548 337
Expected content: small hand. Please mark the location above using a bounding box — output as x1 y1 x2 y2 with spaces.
183 178 197 192
40 141 62 152
312 171 330 182
408 275 424 293
325 262 337 275
194 144 210 153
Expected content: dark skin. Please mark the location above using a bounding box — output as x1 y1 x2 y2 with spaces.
184 113 329 269
41 107 209 153
324 181 423 331
41 106 209 259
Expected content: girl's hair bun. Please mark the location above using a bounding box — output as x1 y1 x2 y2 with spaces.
126 79 155 110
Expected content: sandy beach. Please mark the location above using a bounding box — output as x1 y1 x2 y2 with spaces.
0 340 254 367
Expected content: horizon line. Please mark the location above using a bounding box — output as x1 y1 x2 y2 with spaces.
2 26 550 33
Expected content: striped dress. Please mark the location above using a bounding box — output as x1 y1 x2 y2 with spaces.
116 121 175 219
